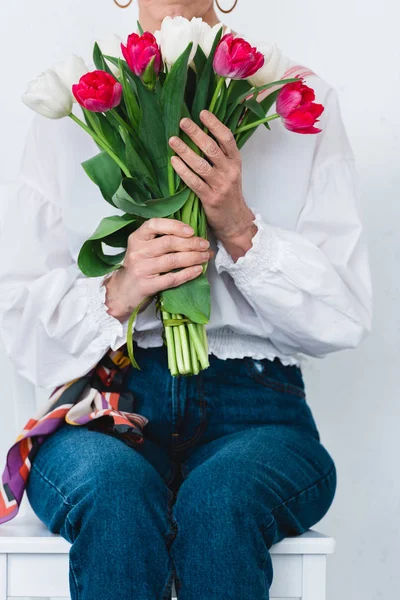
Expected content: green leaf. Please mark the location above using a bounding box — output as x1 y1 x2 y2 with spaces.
113 177 151 213
215 82 230 121
259 88 282 116
160 42 193 152
93 244 126 266
191 27 223 126
119 59 140 128
131 73 170 196
123 134 161 196
137 20 144 35
93 42 114 77
227 104 245 134
236 88 282 149
88 214 137 239
234 77 300 105
161 273 210 324
243 98 265 119
96 113 125 157
193 45 207 79
224 79 252 121
78 240 117 277
77 214 138 276
113 181 192 218
82 152 122 207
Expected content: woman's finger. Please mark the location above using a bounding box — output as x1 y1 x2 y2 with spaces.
179 117 226 168
169 136 218 185
170 156 212 200
142 250 211 276
140 234 210 258
199 110 240 159
131 217 194 243
148 265 204 295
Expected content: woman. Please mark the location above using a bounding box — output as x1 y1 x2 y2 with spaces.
0 0 372 598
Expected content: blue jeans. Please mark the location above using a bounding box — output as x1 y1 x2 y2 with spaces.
26 344 337 600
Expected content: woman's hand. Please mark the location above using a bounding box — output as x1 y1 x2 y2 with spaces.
104 218 211 322
169 109 258 262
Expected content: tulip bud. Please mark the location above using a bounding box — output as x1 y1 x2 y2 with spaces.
22 69 73 119
154 16 202 66
213 33 265 80
276 79 324 134
121 32 161 78
198 22 225 57
72 70 122 112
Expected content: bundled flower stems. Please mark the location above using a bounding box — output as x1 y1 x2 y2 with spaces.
22 16 324 376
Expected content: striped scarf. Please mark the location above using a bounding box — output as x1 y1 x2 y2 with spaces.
0 63 315 527
0 343 147 525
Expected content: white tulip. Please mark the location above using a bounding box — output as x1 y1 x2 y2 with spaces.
96 33 124 77
53 55 89 100
21 69 73 119
248 42 288 88
155 16 203 66
198 21 225 57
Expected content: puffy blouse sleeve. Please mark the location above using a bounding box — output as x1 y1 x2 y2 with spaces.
0 115 131 390
215 86 373 358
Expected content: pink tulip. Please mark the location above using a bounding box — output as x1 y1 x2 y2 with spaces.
72 70 122 112
276 78 324 134
121 32 162 77
213 33 264 80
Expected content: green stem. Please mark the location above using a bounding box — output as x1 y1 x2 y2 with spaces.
188 324 209 370
162 310 178 376
111 109 137 138
126 297 150 370
69 113 131 177
234 113 280 135
168 158 176 195
177 316 191 374
190 340 200 375
172 314 185 374
209 76 225 114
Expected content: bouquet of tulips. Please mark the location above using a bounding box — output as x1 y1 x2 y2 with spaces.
22 17 324 376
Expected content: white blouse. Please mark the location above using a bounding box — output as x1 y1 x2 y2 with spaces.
0 62 373 391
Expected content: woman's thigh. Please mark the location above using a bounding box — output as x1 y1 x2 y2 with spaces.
176 424 337 544
26 423 178 537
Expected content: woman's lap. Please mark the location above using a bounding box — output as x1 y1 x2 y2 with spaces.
26 348 337 598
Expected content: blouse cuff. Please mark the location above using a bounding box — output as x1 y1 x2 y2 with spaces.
214 210 290 286
85 273 133 350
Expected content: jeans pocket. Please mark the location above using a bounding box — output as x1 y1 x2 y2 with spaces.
244 357 306 399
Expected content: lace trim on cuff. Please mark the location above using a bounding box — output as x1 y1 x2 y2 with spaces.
214 210 290 285
86 274 131 348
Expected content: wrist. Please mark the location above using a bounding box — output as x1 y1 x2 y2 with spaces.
103 270 133 322
217 210 258 262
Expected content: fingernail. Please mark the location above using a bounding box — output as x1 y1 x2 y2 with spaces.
194 265 203 273
200 110 210 119
200 240 210 249
180 118 190 128
201 252 210 259
169 136 180 146
183 226 194 234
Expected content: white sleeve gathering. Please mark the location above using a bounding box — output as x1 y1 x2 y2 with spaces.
0 117 132 391
214 88 373 358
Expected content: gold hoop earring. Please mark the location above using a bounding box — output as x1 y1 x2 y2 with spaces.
215 0 238 13
114 0 133 7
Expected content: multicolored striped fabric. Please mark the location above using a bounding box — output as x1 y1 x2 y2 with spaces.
0 63 315 527
0 343 148 525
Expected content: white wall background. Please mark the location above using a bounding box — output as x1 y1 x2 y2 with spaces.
0 1 399 598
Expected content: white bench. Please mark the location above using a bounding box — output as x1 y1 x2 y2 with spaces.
0 514 335 600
